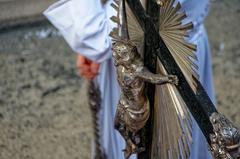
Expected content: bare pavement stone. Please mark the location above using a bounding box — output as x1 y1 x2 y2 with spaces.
0 0 56 29
0 26 92 159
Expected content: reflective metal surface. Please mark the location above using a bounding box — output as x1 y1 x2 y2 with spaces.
113 41 178 159
210 113 240 159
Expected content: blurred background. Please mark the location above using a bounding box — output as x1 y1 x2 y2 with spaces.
0 0 239 159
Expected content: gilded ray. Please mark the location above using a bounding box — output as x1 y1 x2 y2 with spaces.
159 0 198 91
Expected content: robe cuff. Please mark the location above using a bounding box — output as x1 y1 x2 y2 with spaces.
43 0 112 63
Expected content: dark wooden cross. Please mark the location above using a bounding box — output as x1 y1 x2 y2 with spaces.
124 0 218 158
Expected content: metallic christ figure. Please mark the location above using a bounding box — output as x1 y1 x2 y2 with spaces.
112 41 178 158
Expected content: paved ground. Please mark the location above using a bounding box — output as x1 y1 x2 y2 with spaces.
0 0 239 159
0 25 92 159
205 0 240 124
0 0 55 22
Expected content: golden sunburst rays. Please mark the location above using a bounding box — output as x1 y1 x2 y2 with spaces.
152 1 195 158
109 0 121 41
159 0 198 92
109 0 145 46
151 59 193 159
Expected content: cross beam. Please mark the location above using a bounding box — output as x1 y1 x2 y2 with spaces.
126 0 218 146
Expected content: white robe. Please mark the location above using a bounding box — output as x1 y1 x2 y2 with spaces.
44 0 215 158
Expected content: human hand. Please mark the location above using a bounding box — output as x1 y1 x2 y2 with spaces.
76 54 100 80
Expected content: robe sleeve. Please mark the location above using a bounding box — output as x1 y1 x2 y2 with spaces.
43 0 112 63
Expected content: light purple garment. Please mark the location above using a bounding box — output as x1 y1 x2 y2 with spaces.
44 0 215 158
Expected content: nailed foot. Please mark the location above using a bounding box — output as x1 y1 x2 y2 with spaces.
124 138 145 159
